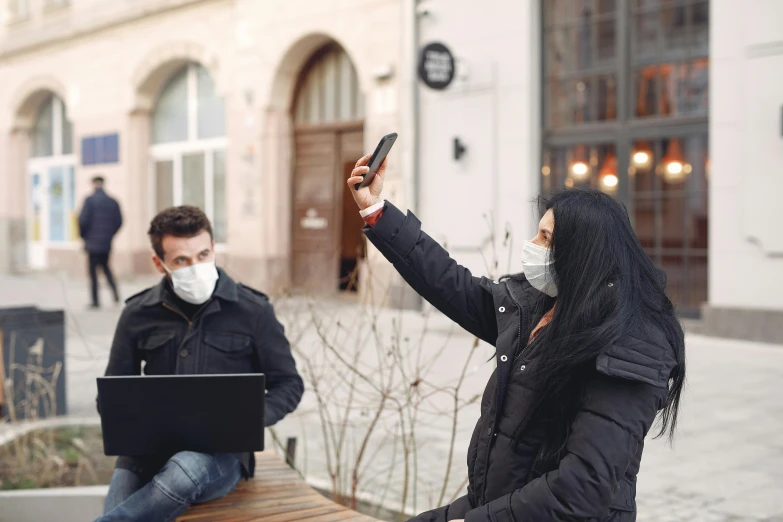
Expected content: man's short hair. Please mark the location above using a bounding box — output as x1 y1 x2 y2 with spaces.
92 176 105 184
148 206 214 260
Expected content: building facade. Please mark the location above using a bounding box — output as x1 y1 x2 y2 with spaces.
0 0 781 341
0 0 408 299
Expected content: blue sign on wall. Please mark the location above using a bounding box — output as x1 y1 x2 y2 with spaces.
81 133 120 165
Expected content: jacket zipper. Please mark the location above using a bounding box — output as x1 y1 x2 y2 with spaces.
478 281 530 505
162 300 214 354
163 302 193 354
505 282 531 362
163 302 191 325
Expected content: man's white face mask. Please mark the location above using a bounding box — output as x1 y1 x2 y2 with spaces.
521 240 558 297
162 261 219 305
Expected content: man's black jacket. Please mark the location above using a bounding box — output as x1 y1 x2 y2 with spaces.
100 269 304 480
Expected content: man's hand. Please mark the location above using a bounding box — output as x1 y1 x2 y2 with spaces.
347 153 388 211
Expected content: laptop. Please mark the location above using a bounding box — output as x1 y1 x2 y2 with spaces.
97 373 265 456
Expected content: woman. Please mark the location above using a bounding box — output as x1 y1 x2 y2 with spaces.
347 154 685 522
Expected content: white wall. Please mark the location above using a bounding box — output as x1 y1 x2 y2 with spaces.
416 0 541 279
709 0 783 311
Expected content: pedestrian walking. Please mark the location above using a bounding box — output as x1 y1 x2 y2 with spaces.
78 176 122 308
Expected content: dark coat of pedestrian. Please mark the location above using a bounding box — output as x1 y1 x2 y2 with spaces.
347 156 686 522
78 176 122 307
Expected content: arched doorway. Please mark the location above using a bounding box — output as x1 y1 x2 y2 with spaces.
26 94 76 269
148 63 227 243
291 43 365 294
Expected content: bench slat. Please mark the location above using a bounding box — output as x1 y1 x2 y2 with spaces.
177 452 383 522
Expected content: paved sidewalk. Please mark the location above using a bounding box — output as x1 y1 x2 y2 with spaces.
1 273 782 521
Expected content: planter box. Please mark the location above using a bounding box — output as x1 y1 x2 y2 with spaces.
0 307 66 421
0 485 107 522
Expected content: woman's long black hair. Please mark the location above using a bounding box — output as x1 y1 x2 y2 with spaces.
520 188 686 470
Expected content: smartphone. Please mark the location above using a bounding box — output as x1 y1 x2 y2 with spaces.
354 132 398 190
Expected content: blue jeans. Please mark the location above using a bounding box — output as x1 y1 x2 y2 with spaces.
96 452 242 522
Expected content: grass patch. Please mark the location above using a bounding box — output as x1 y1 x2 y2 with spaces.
0 425 115 490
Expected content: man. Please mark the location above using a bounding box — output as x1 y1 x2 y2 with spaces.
78 176 123 308
96 206 304 522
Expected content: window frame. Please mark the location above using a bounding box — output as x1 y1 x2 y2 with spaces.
148 138 228 246
26 95 78 256
542 0 709 134
149 63 228 246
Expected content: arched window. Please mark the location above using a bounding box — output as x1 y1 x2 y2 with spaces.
27 94 77 268
150 63 227 242
32 94 73 157
294 45 364 125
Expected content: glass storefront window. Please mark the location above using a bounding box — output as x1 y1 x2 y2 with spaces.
544 0 619 129
542 0 710 313
542 144 619 196
631 0 709 119
630 135 709 309
634 59 708 117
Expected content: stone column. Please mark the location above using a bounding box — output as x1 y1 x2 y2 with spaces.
5 130 31 273
126 110 155 275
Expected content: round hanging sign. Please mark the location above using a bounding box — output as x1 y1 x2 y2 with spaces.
418 42 455 90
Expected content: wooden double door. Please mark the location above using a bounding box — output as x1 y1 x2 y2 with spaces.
291 123 366 294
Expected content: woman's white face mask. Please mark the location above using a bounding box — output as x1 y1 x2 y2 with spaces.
162 261 219 305
521 240 558 297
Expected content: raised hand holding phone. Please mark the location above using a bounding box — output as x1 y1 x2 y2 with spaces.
347 132 396 211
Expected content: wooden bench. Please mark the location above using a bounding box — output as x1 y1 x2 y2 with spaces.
177 452 383 521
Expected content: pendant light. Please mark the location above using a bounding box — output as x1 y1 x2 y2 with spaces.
569 145 589 180
632 140 653 168
662 139 687 183
598 151 618 193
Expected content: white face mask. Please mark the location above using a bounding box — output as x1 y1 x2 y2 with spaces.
163 260 219 305
521 240 558 297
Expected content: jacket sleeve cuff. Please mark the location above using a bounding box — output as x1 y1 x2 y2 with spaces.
363 209 383 227
359 199 386 217
464 505 491 522
465 495 514 522
363 201 421 259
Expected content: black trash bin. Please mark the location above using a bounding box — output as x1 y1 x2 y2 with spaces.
0 307 67 421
